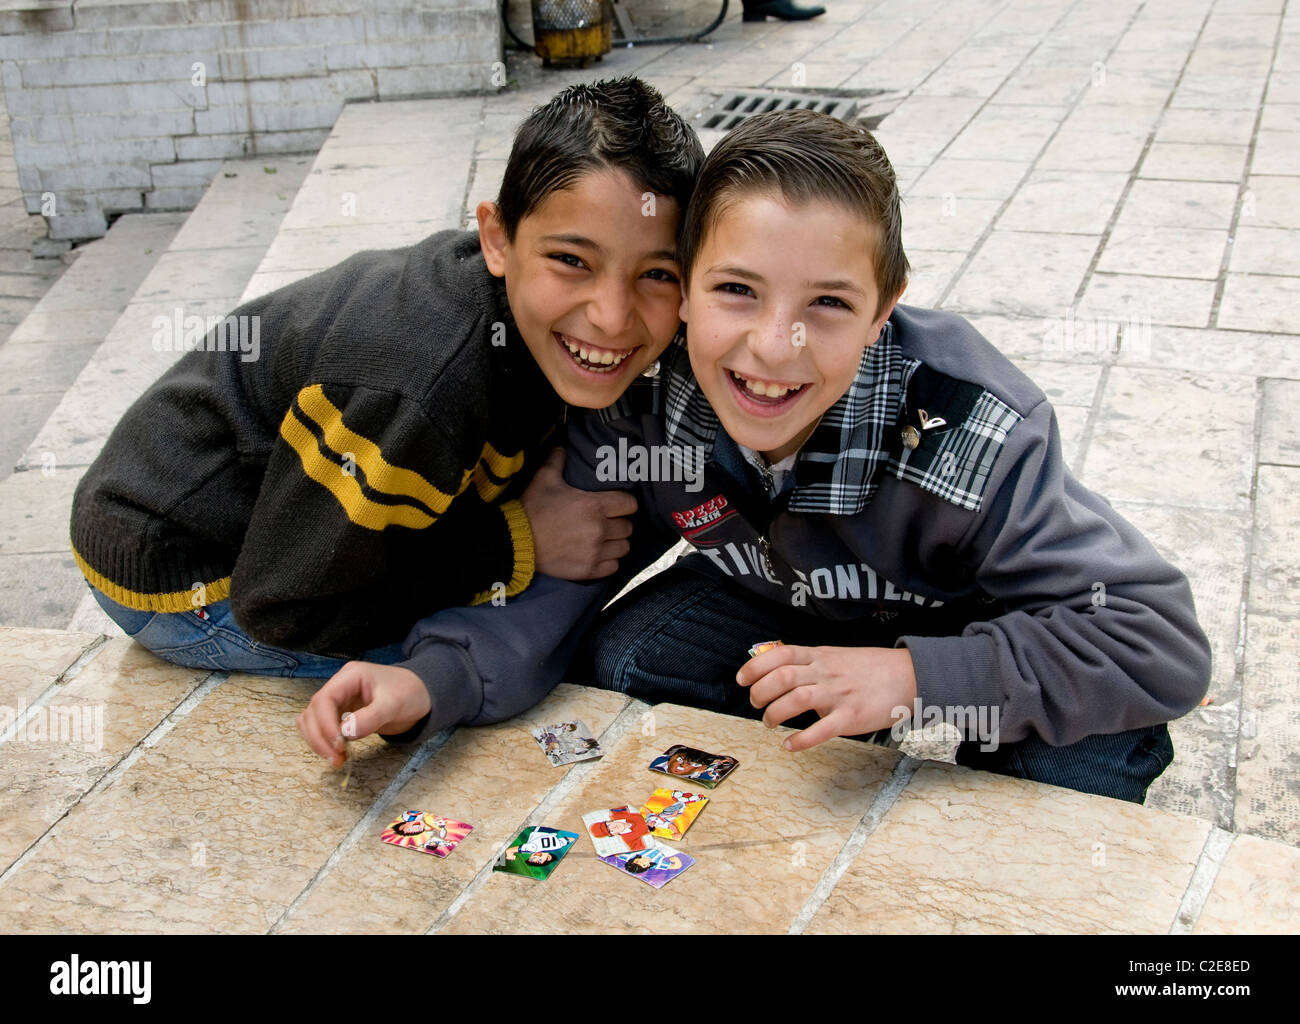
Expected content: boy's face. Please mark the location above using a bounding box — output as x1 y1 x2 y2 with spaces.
478 167 683 409
680 194 900 463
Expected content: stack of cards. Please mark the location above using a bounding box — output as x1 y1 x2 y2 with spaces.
583 807 694 889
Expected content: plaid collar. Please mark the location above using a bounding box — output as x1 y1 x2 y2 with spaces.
663 320 907 515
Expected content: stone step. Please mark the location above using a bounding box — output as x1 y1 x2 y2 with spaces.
0 627 1295 934
1 0 501 239
0 155 311 631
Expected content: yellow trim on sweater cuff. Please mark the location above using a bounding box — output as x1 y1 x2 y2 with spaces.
72 546 231 613
469 499 535 606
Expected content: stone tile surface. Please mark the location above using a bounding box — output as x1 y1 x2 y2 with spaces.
996 170 1129 234
1248 466 1300 617
1235 615 1300 847
0 625 100 711
440 703 898 934
0 671 408 933
1194 832 1300 933
1078 272 1217 329
1095 225 1228 279
278 685 632 934
0 464 84 553
805 760 1210 934
0 638 206 873
1217 272 1300 332
1081 368 1256 508
1259 378 1300 464
944 230 1099 317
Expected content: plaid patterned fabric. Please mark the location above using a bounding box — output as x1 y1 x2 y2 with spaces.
612 321 1019 516
890 386 1023 512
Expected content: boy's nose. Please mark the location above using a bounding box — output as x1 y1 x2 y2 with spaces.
586 285 636 340
747 307 801 366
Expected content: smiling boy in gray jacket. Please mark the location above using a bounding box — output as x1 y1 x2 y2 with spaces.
341 110 1210 805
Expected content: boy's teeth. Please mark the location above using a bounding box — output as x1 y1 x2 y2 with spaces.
736 372 796 398
562 335 629 367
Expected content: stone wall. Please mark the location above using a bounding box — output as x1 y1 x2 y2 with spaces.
0 0 502 239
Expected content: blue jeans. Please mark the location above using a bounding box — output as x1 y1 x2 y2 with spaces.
90 586 405 677
576 559 1175 805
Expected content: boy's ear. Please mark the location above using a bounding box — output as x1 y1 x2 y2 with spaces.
476 201 509 277
867 285 906 346
678 280 689 323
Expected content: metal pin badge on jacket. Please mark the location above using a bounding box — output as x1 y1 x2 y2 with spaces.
917 408 947 431
642 359 660 378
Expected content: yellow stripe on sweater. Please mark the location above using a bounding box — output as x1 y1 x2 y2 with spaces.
72 546 232 613
296 384 469 514
280 404 436 530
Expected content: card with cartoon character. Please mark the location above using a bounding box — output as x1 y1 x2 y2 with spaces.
648 744 739 789
600 845 695 889
532 720 603 766
639 788 708 841
582 806 654 857
380 810 472 858
493 825 579 879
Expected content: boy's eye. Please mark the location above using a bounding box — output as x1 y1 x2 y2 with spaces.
717 282 753 297
549 253 586 269
643 267 680 284
814 295 852 310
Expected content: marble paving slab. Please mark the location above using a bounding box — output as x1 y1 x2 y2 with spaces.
1194 832 1300 934
276 685 632 934
0 671 409 933
440 702 899 934
805 760 1210 934
0 638 207 873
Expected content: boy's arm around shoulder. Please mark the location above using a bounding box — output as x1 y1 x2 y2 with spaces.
900 398 1212 747
381 408 674 743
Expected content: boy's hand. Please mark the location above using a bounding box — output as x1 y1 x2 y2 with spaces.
522 447 637 579
297 661 432 767
736 645 918 753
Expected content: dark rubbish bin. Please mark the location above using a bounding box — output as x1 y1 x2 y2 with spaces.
530 0 612 66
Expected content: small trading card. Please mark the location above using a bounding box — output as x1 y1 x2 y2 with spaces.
582 806 654 857
748 640 784 658
640 788 708 841
600 844 695 889
380 810 472 858
493 825 579 880
648 744 739 789
532 720 603 766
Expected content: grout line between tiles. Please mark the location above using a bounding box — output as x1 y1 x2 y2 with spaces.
1169 825 1235 934
426 694 644 935
0 668 225 890
786 752 922 935
0 633 108 745
268 725 458 934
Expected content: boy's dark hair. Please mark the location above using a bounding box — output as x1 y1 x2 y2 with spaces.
678 109 909 306
496 76 704 244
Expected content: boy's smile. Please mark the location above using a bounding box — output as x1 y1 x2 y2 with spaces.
681 194 900 463
478 168 684 409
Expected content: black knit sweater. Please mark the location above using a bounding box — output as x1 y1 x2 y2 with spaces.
71 230 563 657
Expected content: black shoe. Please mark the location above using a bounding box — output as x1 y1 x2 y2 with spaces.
742 0 827 21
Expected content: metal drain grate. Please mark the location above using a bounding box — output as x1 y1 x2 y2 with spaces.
696 88 906 132
702 90 859 130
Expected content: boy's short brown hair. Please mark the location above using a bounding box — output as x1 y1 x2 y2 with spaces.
678 109 909 306
497 76 703 244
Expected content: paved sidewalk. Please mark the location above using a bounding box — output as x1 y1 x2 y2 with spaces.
0 0 1296 896
495 0 1300 849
